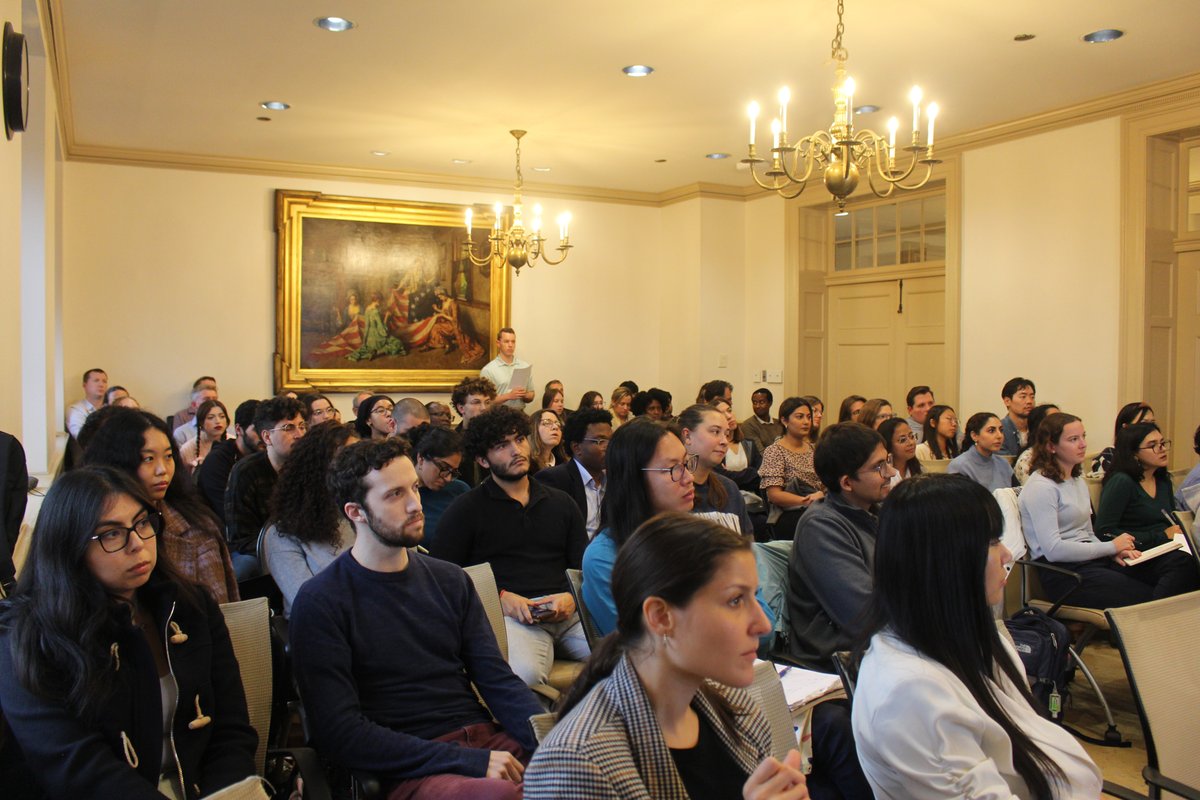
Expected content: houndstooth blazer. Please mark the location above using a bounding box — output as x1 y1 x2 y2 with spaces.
524 654 771 799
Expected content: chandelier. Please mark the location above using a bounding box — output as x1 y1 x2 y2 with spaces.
463 130 572 276
741 0 941 211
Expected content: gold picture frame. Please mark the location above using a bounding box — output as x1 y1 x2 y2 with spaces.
274 190 510 393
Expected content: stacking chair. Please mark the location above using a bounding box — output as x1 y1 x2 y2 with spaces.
917 458 950 474
994 484 1127 747
565 568 603 650
219 597 331 800
1106 594 1200 799
529 712 557 744
748 660 800 761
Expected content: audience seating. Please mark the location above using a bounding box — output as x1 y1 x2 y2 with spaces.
219 597 331 800
529 712 557 744
565 568 602 650
1106 593 1200 799
917 458 950 474
747 660 799 762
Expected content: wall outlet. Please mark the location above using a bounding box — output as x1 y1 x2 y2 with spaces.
766 370 783 383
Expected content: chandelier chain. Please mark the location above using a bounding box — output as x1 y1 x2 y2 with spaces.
514 137 523 188
830 0 848 63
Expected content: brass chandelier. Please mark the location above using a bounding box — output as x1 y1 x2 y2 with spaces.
741 0 941 211
463 130 572 276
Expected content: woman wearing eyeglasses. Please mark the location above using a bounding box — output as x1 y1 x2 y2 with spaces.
529 408 570 474
0 466 257 800
84 408 238 605
877 418 922 486
856 398 894 431
1097 423 1197 558
582 419 696 635
354 394 395 440
410 423 471 548
263 420 360 616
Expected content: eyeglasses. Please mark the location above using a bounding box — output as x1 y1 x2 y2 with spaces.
641 454 700 483
310 407 335 419
91 512 163 553
856 454 894 479
432 459 461 479
371 406 394 416
1139 439 1172 452
270 422 307 435
539 418 562 429
876 412 895 422
581 437 610 447
893 434 916 446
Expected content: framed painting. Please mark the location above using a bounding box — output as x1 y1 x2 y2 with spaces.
274 190 509 393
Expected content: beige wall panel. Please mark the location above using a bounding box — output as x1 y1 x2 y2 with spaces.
903 343 946 398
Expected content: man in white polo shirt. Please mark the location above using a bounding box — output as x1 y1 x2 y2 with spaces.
480 327 534 410
66 368 108 438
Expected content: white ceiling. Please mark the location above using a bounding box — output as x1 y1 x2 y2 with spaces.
45 0 1200 195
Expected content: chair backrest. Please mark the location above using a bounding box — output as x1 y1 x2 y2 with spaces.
220 597 272 776
565 568 602 650
830 651 859 703
1084 476 1103 514
1105 593 1200 790
529 712 557 743
918 458 950 474
464 563 508 661
747 661 797 762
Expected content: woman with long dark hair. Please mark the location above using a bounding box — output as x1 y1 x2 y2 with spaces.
1088 401 1154 477
0 466 257 799
852 474 1101 799
263 420 359 615
877 417 922 485
914 405 959 461
679 404 753 535
837 394 866 424
710 398 762 493
582 420 696 634
177 399 229 476
800 395 824 444
1018 414 1197 607
947 412 1016 491
84 408 238 604
758 397 825 539
578 390 605 412
526 513 807 800
529 408 569 473
1096 422 1193 553
409 422 471 547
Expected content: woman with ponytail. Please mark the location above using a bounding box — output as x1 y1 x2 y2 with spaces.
851 473 1101 799
526 512 807 800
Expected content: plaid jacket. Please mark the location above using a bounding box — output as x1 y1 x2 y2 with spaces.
161 501 240 604
524 654 771 799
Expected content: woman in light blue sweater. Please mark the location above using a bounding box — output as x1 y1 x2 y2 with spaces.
948 412 1015 492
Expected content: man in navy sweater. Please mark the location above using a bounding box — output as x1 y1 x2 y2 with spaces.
289 438 541 799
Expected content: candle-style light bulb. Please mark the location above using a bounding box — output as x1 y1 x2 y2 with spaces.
771 118 781 150
926 102 939 150
842 78 856 126
909 85 923 134
887 116 899 160
493 202 502 230
747 101 760 145
465 208 472 236
777 87 790 137
557 211 571 240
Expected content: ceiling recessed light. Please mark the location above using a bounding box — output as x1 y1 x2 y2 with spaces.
1013 33 1036 42
260 101 290 111
1082 28 1123 43
854 104 881 115
314 16 355 32
370 150 389 157
532 166 551 172
451 158 471 165
256 116 271 122
622 65 654 77
706 153 731 160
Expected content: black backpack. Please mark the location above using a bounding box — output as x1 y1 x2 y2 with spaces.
1004 606 1072 720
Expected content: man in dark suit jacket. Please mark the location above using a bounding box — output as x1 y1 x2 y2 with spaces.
533 408 612 539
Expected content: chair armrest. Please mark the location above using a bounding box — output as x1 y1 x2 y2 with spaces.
1144 767 1200 800
267 747 332 800
1101 779 1147 799
1014 558 1084 616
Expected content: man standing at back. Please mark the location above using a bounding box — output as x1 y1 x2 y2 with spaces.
66 368 108 438
291 438 540 800
224 396 305 578
741 387 784 453
431 405 589 689
904 385 935 443
999 377 1037 455
480 328 534 410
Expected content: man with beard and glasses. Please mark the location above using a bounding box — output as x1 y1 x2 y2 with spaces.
290 438 541 800
431 405 590 690
195 399 262 525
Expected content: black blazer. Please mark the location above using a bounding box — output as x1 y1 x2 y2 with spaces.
533 459 587 518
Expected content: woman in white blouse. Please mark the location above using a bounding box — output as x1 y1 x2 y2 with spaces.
852 473 1102 800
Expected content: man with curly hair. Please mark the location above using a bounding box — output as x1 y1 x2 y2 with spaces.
431 405 589 690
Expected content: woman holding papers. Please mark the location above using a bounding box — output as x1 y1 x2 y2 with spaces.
852 474 1102 800
1019 414 1198 608
1096 422 1187 550
527 512 808 800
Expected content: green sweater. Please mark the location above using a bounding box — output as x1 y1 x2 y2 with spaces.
1095 471 1176 549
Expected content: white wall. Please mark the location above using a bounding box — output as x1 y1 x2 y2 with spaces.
61 162 749 424
960 117 1122 432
